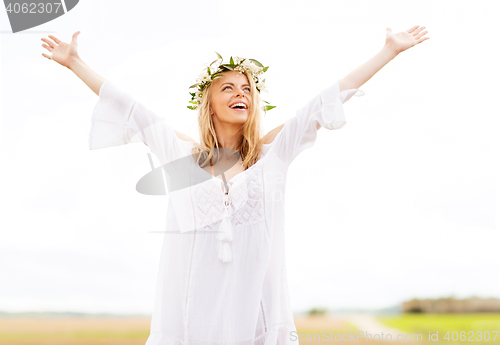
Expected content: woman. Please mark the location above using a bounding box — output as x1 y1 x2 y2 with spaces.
41 26 429 345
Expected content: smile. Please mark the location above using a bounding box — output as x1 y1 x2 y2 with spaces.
229 102 248 110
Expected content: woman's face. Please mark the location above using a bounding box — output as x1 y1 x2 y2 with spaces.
209 70 252 125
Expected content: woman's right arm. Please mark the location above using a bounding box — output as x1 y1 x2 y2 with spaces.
41 31 105 96
42 32 196 158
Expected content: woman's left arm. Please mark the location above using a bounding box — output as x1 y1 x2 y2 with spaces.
339 25 430 92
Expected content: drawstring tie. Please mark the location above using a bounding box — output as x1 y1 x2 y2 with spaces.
217 184 233 263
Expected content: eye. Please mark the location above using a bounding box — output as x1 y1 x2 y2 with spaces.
222 85 251 92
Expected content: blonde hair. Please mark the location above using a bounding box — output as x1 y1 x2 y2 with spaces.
191 70 264 171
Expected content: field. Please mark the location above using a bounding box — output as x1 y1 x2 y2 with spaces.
0 315 360 344
2 314 498 344
0 317 151 345
376 313 500 345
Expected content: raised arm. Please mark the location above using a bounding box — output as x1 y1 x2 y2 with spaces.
41 31 105 96
339 25 430 92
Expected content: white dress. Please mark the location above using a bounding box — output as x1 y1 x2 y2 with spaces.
88 78 364 345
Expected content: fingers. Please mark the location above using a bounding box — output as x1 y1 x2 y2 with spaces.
71 31 80 42
407 25 419 33
42 43 53 51
413 26 426 36
48 35 61 44
416 31 428 39
41 37 56 49
41 53 52 60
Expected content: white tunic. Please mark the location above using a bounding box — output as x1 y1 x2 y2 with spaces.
88 78 364 345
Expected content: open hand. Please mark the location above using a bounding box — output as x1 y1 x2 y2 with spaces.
385 25 430 55
41 31 81 68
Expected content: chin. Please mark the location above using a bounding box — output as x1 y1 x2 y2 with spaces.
226 111 248 122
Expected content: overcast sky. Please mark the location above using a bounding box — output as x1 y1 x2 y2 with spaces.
1 0 499 315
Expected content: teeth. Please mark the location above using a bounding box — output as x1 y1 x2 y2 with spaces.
230 103 247 109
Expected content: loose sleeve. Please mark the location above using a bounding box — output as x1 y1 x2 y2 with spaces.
88 80 164 150
269 78 365 166
88 79 194 171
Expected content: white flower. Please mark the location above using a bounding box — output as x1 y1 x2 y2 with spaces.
241 60 260 75
209 61 221 74
198 69 211 83
196 91 203 103
240 60 252 72
256 79 267 93
233 56 244 65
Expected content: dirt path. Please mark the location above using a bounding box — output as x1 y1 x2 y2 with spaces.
347 314 419 341
294 313 425 344
294 314 352 330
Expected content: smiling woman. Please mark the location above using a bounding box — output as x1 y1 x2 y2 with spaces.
85 63 364 345
193 68 266 177
44 42 366 344
41 24 430 344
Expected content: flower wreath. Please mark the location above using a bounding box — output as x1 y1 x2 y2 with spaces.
187 52 275 113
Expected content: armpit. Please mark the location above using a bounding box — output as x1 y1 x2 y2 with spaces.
174 130 197 143
261 123 285 145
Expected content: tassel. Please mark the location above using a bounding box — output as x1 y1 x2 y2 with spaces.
217 215 233 242
218 242 232 263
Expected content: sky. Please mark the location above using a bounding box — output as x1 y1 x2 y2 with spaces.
1 0 499 315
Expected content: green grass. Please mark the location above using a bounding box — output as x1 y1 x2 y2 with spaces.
376 314 500 344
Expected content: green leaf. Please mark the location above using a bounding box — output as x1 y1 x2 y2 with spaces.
215 51 223 60
189 100 198 104
188 83 199 89
264 105 276 111
207 67 211 76
212 74 225 79
220 64 233 71
189 92 195 97
262 66 269 72
262 100 270 104
187 106 197 110
249 59 264 67
230 56 234 65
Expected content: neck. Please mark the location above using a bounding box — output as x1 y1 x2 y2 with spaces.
212 120 242 151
